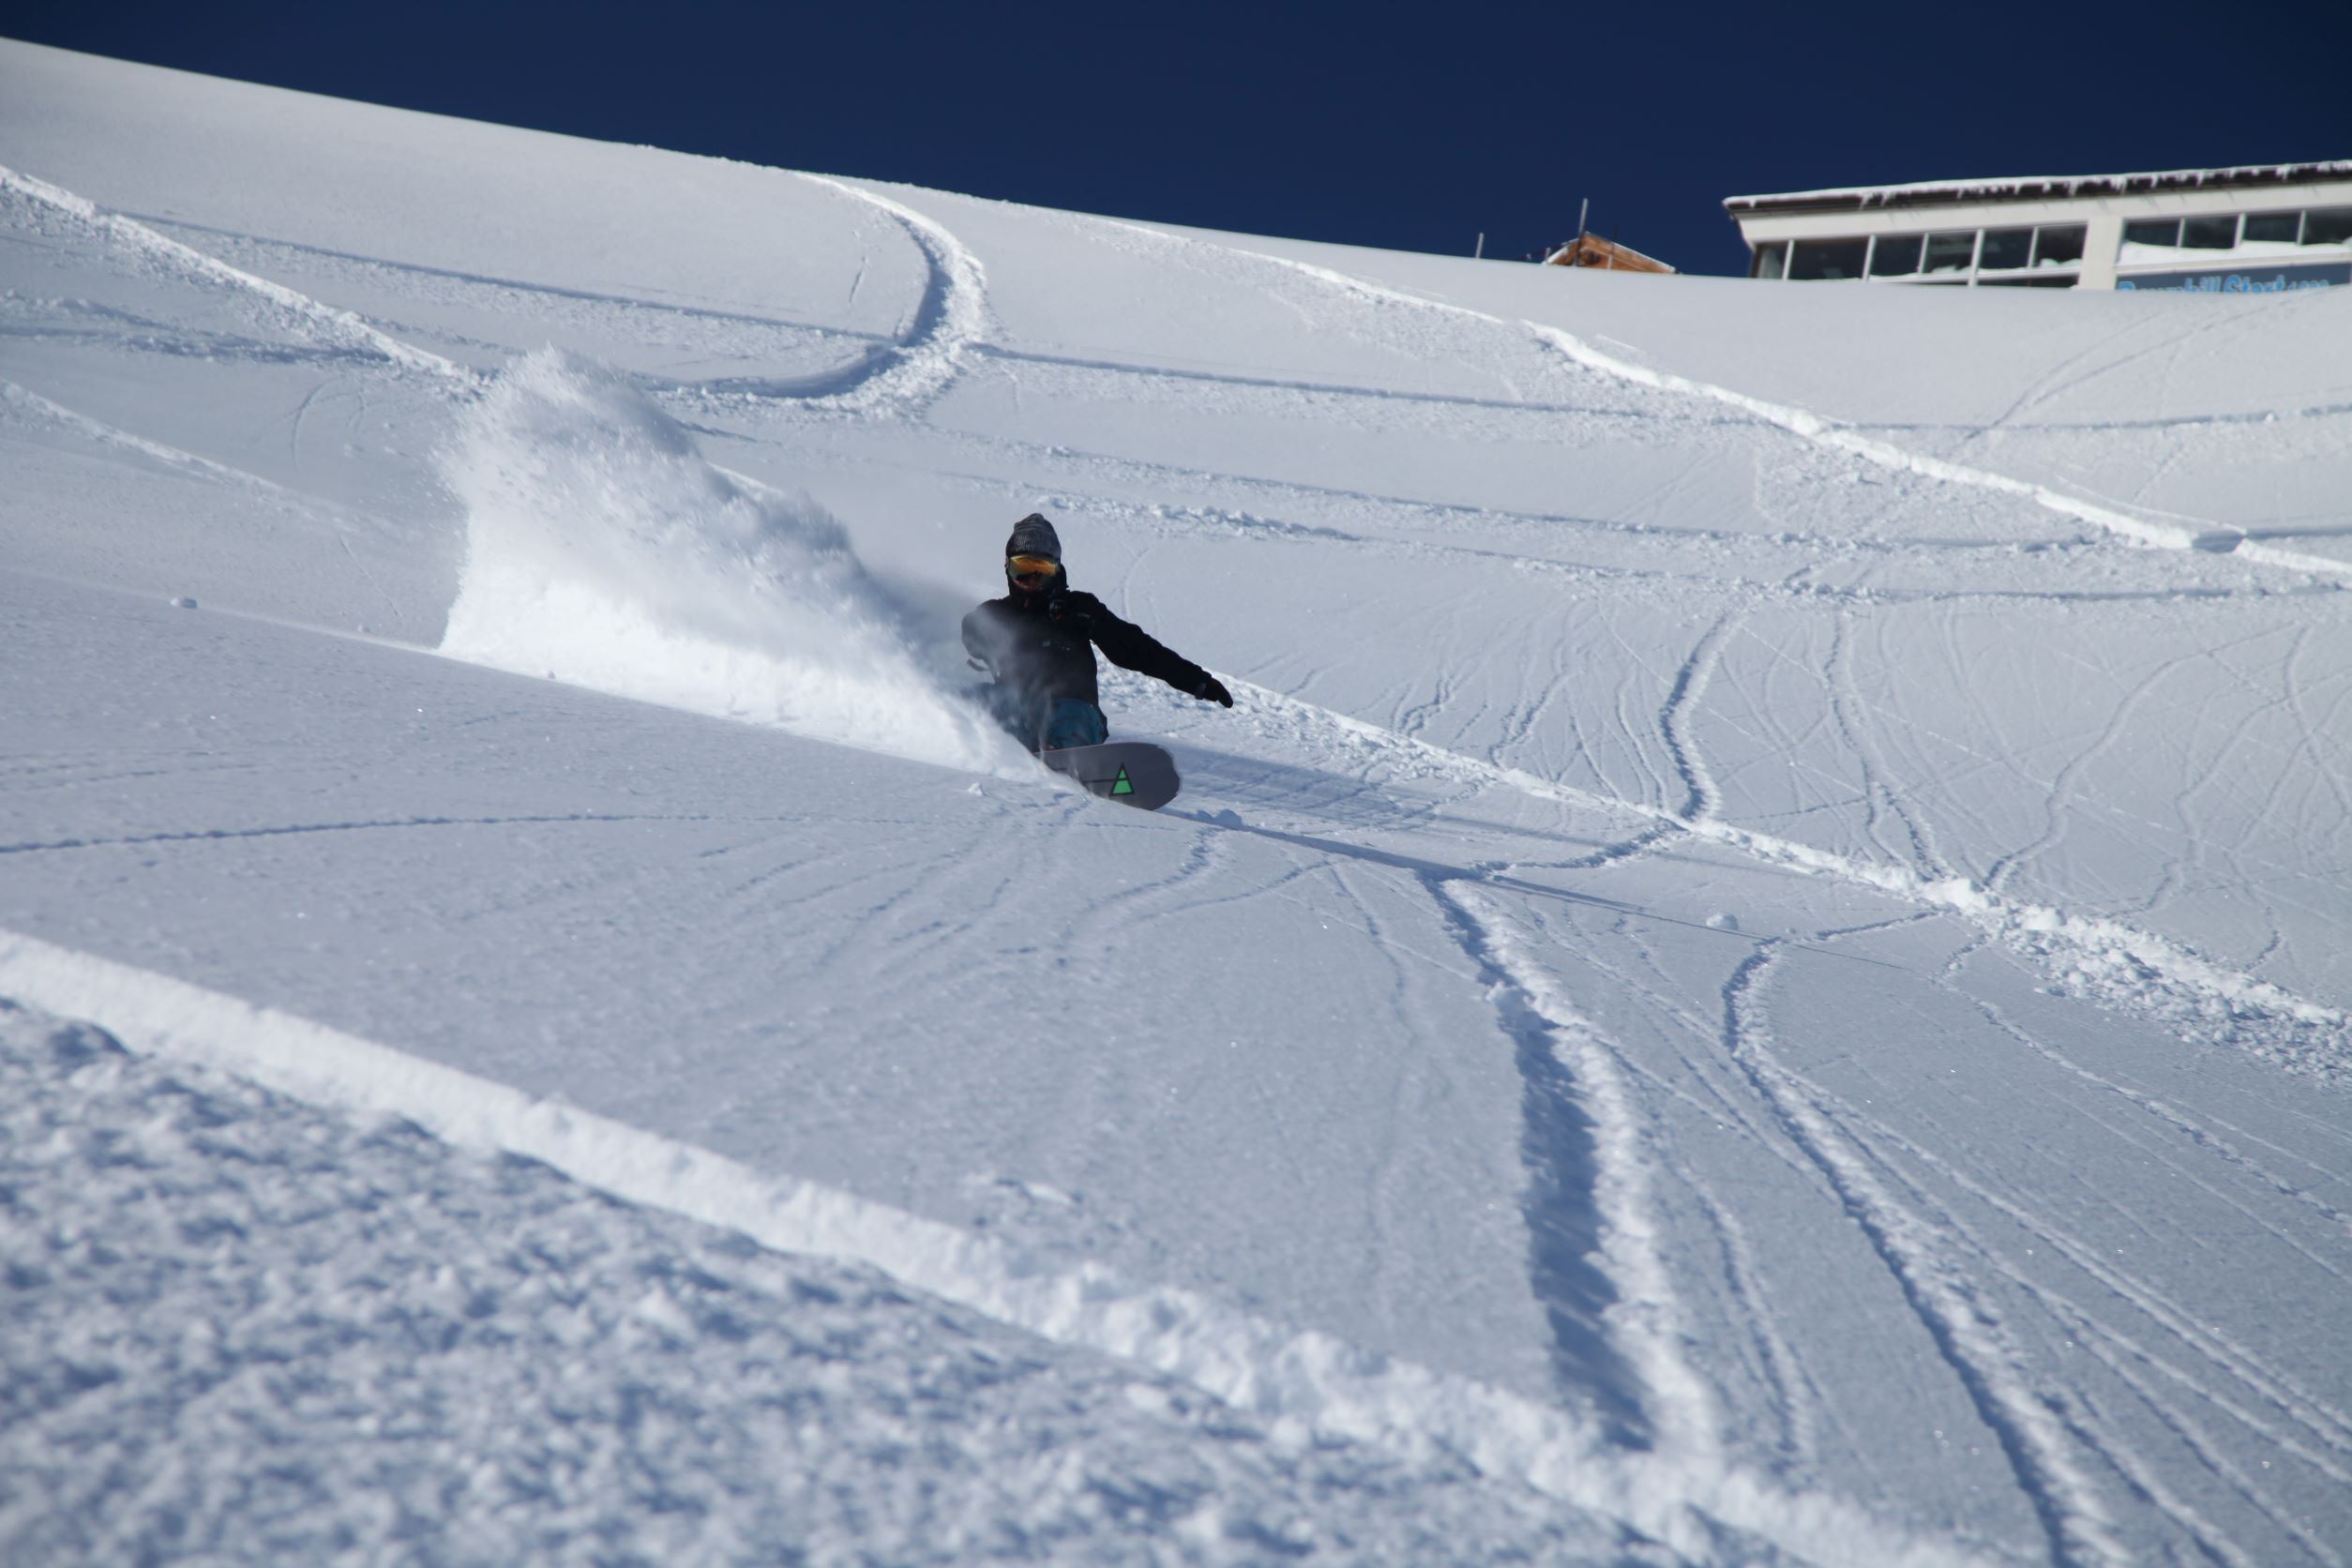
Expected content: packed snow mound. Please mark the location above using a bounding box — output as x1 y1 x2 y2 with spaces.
438 350 1023 775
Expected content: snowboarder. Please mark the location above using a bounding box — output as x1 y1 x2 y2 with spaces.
962 513 1232 752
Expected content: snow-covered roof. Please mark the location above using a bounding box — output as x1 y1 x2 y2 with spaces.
1725 159 2352 216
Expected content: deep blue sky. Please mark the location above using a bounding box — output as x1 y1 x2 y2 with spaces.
11 1 2347 276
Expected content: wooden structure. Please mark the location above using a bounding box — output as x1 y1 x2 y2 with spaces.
1543 232 1677 274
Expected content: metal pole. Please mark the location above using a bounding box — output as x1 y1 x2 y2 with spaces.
1475 232 1485 259
1577 197 1590 239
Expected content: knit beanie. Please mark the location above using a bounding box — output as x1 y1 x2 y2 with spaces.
1005 513 1062 562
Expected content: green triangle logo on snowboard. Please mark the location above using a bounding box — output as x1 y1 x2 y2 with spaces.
1039 741 1177 810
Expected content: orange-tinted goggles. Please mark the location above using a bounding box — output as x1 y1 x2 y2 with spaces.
1007 553 1059 583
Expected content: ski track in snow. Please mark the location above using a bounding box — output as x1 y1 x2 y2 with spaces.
1 162 991 435
4 378 306 492
0 926 1978 1568
1453 886 1727 1467
0 379 417 628
1774 982 2352 1566
792 174 993 415
825 417 2319 620
1 163 1009 767
1195 667 2346 1562
1719 950 2130 1568
1659 613 1737 822
1217 675 2349 1075
1813 1073 2352 1567
0 809 719 859
1170 226 2352 584
1172 647 2347 1562
17 156 2329 623
0 164 476 384
17 150 2341 596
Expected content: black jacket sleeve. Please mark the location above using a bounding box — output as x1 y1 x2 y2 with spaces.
1067 593 1211 696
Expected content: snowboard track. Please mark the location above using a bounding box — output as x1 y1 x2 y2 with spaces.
1171 223 2352 584
1421 877 1654 1446
3 163 991 428
792 173 991 415
1718 948 2127 1568
1 164 475 384
1222 677 2350 1075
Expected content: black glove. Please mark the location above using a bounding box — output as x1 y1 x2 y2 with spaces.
1193 674 1233 707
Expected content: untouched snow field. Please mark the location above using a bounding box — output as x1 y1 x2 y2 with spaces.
5 39 2349 1565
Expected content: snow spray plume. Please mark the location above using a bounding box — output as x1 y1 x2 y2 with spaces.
439 351 1021 774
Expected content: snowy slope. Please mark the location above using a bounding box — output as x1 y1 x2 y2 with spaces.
5 38 2349 1566
0 998 1636 1565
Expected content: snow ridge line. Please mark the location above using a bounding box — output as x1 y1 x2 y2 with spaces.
793 176 990 415
1208 236 2352 582
1230 681 2349 1045
0 926 1979 1568
0 164 478 385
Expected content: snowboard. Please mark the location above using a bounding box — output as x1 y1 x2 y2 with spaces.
1040 740 1181 811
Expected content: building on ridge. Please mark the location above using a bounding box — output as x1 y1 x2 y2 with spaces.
1725 161 2352 293
1544 231 1677 274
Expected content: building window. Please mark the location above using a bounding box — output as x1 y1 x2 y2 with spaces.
2243 212 2303 244
1981 275 2078 289
2033 225 2088 267
2307 208 2352 246
2181 215 2239 249
2123 219 2180 247
1753 241 1787 280
1788 237 1870 280
1869 234 1923 277
1923 231 1978 274
1979 227 2033 270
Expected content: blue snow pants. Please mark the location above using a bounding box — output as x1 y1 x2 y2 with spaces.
1040 698 1108 750
978 686 1108 752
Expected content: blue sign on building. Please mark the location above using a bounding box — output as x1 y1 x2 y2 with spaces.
2118 262 2351 294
